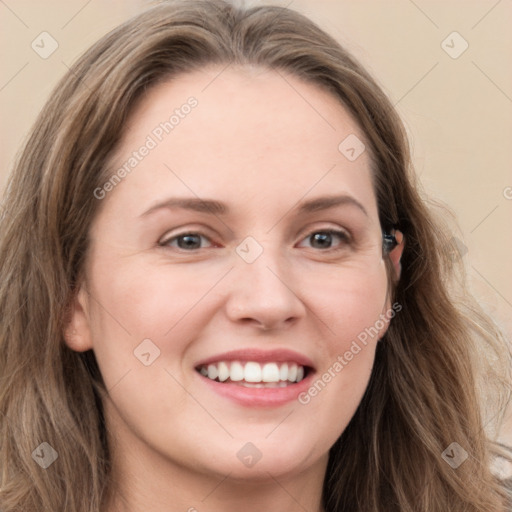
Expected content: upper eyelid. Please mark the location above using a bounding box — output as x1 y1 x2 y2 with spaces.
296 225 350 240
158 224 216 243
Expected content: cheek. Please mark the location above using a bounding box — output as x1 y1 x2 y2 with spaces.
296 261 388 431
84 260 217 439
85 258 224 379
306 260 390 352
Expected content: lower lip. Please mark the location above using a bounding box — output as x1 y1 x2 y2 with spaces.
197 372 314 407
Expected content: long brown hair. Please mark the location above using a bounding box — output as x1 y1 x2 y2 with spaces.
1 1 510 510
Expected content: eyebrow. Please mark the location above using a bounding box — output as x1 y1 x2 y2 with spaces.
140 194 368 217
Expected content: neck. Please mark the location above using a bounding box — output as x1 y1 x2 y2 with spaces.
107 471 326 512
104 430 327 512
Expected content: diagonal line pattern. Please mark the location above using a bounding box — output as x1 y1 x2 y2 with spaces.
164 368 234 438
106 368 132 394
84 287 133 337
201 62 231 92
394 62 439 106
471 265 512 309
469 204 499 233
471 61 512 103
479 396 512 442
275 70 336 131
0 62 29 92
61 0 92 29
200 472 232 502
266 472 311 512
407 0 439 29
471 0 502 30
265 409 295 438
61 60 92 92
0 0 29 28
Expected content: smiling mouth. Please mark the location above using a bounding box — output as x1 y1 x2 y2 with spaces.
196 361 309 388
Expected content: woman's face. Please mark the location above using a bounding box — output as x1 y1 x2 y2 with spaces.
67 66 394 482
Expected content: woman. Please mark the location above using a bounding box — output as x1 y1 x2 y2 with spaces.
1 1 510 511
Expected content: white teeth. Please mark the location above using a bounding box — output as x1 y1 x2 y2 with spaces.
198 360 307 384
207 364 218 380
262 362 280 383
218 361 230 382
230 361 244 381
244 362 262 382
287 363 297 382
279 363 288 381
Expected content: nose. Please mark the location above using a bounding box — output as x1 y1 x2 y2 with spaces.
224 247 307 331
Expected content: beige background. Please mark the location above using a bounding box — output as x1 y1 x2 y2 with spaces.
1 1 511 441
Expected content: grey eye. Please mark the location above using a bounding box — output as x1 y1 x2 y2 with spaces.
161 232 213 250
382 232 398 253
299 230 349 250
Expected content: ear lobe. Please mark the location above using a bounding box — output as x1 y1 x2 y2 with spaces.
389 230 405 280
63 286 93 352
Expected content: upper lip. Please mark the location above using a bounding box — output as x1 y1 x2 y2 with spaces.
195 348 315 370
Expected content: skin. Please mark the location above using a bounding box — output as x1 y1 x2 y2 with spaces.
65 66 403 512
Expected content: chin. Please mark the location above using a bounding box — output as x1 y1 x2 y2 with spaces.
186 432 326 480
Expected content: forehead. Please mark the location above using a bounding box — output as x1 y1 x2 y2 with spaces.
103 66 377 220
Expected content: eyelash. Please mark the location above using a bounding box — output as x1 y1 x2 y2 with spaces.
159 228 351 253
